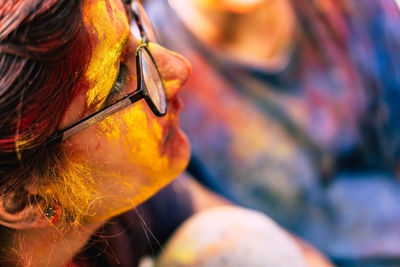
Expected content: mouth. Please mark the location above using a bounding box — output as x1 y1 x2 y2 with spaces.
164 119 180 144
169 93 183 112
160 96 184 153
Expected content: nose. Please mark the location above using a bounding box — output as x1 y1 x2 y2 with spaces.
148 43 192 101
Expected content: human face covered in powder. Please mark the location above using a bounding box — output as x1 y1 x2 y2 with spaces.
59 0 191 221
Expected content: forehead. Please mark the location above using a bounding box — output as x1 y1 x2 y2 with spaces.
83 0 130 108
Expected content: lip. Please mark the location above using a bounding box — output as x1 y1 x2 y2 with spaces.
170 95 183 113
160 95 183 152
161 117 180 156
164 118 180 142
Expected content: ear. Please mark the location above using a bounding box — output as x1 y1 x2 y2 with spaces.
0 191 56 230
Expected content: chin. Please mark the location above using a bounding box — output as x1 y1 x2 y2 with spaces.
126 132 190 212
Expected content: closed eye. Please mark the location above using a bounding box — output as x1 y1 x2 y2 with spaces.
103 62 128 107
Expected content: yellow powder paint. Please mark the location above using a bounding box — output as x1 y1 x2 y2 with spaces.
163 79 181 92
98 180 172 219
100 104 170 170
83 0 130 108
95 103 182 189
92 171 181 220
38 156 98 227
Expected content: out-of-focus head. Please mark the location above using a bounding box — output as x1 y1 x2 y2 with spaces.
0 0 191 230
157 206 306 267
194 0 269 13
170 0 296 70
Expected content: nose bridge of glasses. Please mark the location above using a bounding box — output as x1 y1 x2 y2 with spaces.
130 44 148 104
125 0 148 43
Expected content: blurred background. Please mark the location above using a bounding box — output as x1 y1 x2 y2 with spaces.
142 0 400 266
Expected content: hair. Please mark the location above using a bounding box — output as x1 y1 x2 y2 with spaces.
0 0 96 229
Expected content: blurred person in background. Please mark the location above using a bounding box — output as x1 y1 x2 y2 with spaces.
0 0 332 266
145 0 400 265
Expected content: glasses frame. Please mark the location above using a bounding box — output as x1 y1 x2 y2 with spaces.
48 0 166 143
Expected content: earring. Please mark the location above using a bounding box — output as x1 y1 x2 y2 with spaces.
44 204 61 225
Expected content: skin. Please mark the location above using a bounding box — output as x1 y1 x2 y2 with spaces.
59 0 191 221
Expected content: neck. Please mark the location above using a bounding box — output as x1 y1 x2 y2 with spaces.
169 0 297 70
3 221 102 267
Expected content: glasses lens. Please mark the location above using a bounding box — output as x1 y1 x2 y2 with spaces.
131 0 157 42
140 48 167 115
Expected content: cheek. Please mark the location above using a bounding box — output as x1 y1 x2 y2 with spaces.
64 102 189 220
95 103 184 179
98 103 161 155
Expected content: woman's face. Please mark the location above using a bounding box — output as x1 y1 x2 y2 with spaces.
59 0 191 221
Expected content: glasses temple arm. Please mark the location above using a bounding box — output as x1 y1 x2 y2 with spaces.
56 90 143 142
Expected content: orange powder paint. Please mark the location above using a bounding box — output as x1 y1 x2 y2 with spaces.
86 102 188 220
99 103 181 174
83 0 130 109
98 106 164 164
64 0 190 221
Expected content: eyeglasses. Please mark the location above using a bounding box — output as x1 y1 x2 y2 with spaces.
49 0 166 143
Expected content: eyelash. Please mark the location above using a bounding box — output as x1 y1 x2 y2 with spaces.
104 63 128 106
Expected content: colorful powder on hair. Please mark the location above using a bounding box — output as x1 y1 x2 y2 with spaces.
83 0 130 109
